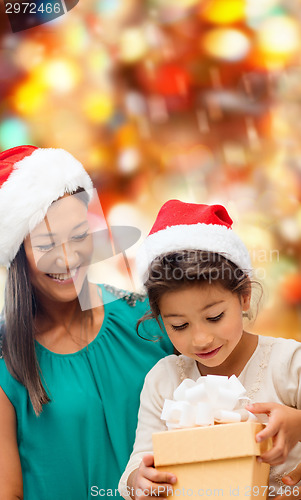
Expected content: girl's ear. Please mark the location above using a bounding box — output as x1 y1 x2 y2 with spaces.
241 292 251 311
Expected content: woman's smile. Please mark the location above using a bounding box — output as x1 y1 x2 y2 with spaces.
46 266 80 284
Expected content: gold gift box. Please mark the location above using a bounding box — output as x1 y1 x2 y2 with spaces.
153 422 271 499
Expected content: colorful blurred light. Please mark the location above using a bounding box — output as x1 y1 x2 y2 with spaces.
13 40 44 71
62 22 88 55
88 146 112 172
203 28 250 61
87 49 112 75
147 63 191 96
119 28 148 63
201 0 245 25
39 59 81 93
151 0 200 7
256 16 300 67
0 117 30 149
116 124 139 148
246 0 282 26
98 0 121 14
82 92 115 123
13 79 46 116
118 148 141 174
281 273 301 305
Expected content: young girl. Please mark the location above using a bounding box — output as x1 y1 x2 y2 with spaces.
119 200 301 500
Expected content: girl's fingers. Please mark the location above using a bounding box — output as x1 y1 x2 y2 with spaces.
246 402 276 415
137 456 177 498
255 426 277 443
141 456 177 485
255 419 280 443
142 454 155 467
143 465 177 485
138 477 174 497
258 435 287 465
282 463 301 486
258 448 286 465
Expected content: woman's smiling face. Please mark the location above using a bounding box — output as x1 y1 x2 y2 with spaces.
24 193 93 303
159 283 250 370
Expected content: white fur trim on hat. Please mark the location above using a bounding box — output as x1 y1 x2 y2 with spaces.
0 148 93 268
136 223 252 283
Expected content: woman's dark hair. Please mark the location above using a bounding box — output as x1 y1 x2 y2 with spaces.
137 250 261 337
1 188 92 416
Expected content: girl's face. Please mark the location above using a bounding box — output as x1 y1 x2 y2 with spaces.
24 193 93 304
159 283 250 371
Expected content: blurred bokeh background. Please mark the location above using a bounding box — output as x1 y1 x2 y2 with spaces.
0 0 300 338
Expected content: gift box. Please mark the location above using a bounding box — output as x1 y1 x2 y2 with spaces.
153 421 271 500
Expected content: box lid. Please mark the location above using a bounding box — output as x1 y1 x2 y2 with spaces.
153 422 271 466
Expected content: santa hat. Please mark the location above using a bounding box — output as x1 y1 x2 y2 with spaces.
136 199 252 282
0 145 93 268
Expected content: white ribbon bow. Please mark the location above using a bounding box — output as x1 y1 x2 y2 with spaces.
161 375 258 430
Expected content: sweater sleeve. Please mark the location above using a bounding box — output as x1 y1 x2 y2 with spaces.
271 338 301 408
118 355 179 499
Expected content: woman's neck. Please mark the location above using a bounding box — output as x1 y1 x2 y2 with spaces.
33 282 103 332
33 284 105 354
34 294 82 333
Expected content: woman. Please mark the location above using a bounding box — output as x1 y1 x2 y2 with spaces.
0 145 173 499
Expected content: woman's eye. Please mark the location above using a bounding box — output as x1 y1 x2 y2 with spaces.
171 323 188 331
207 312 224 322
72 231 89 241
35 243 55 252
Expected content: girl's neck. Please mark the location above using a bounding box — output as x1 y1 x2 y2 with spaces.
197 331 258 378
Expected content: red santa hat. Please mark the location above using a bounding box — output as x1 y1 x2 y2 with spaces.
0 145 93 268
136 199 252 282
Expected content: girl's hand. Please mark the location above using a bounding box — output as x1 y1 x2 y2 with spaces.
245 402 301 465
274 463 301 500
132 454 177 499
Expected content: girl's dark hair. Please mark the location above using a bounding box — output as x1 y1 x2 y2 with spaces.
137 250 260 336
1 188 92 416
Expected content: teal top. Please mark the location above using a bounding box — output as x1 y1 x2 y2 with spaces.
0 284 173 500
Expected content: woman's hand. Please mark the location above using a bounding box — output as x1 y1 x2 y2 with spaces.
274 463 301 500
245 402 301 465
130 454 177 500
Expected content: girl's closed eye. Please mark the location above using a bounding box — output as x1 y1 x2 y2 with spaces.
171 323 188 331
207 312 224 322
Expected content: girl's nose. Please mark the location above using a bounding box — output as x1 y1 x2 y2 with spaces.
191 327 214 350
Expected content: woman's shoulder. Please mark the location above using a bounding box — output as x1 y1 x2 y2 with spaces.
100 283 149 319
101 283 147 308
99 283 173 355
